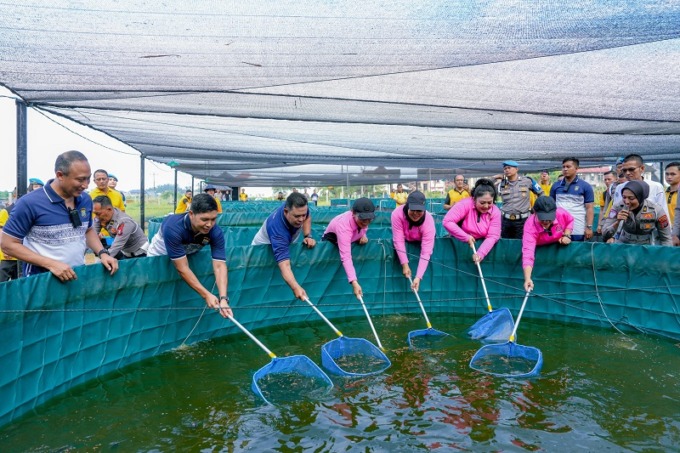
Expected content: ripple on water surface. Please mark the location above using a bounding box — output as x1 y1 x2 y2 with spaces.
1 314 678 451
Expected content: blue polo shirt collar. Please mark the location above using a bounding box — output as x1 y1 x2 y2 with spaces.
42 178 85 206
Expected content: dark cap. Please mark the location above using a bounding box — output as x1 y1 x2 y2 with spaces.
108 174 118 181
204 186 216 192
533 196 557 221
29 178 44 186
352 197 375 220
502 160 519 168
406 191 426 211
540 169 549 174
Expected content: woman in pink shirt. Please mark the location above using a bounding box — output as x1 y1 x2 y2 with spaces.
443 178 501 263
522 196 574 291
391 191 436 292
322 197 375 299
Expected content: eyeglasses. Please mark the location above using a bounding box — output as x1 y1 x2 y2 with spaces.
68 208 82 228
621 166 639 173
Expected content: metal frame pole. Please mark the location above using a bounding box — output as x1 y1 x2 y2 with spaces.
16 100 28 198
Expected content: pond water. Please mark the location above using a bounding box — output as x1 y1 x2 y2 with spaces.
1 313 678 452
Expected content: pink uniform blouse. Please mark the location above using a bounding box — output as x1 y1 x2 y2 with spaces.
442 197 502 261
390 206 436 279
521 208 574 268
323 210 368 282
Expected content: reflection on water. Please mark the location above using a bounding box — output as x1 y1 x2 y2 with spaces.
1 315 679 451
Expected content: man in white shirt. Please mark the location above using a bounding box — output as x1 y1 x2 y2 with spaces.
610 154 668 218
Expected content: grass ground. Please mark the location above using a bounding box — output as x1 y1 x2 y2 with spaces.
124 199 174 227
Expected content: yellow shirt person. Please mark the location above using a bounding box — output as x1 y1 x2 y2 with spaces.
204 187 223 213
444 176 470 210
446 188 470 206
175 190 193 213
89 187 125 211
0 205 17 264
392 184 408 205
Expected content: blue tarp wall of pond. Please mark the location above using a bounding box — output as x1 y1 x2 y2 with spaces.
1 237 678 427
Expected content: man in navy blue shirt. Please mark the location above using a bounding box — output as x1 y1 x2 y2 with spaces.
251 192 315 300
148 193 231 317
1 151 118 281
550 157 595 241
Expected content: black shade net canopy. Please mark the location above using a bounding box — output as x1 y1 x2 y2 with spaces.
1 1 679 186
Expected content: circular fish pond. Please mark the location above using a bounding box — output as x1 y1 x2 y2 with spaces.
1 314 678 451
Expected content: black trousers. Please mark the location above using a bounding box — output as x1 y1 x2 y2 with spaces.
501 217 528 240
0 260 19 282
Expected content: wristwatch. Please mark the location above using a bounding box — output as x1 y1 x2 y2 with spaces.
219 295 229 303
586 225 593 229
304 234 312 239
97 249 110 258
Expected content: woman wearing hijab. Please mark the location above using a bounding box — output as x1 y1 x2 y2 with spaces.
391 191 436 291
602 180 672 246
443 178 502 263
521 196 574 291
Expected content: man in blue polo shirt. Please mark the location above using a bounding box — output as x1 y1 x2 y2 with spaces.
1 150 118 281
147 193 232 318
251 192 316 300
550 157 595 241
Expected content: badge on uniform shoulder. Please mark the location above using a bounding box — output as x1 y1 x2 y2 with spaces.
80 207 87 219
659 215 669 229
116 224 124 235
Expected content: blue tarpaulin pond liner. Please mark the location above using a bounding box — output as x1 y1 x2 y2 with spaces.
1 238 680 426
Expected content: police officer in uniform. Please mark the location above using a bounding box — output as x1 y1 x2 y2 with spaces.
494 160 543 239
602 180 672 246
